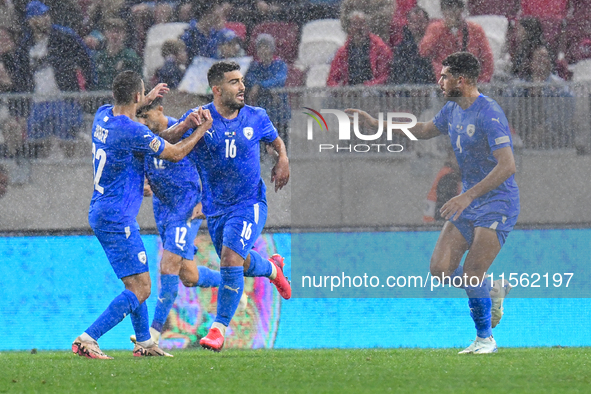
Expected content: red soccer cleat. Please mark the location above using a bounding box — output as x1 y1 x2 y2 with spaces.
269 254 291 299
200 328 225 352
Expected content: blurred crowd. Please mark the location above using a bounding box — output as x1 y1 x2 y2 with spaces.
0 0 588 159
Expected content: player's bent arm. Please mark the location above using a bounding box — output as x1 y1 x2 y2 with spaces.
463 146 516 201
269 136 290 191
159 118 211 162
158 107 205 143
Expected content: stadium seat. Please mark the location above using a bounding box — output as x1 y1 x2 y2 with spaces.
305 64 331 87
225 22 247 40
298 19 346 68
286 65 306 87
467 0 519 17
520 0 568 19
248 22 299 64
143 22 189 80
466 15 508 64
570 59 591 81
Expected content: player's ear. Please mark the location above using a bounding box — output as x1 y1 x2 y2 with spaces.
211 85 221 96
158 105 164 113
134 91 141 104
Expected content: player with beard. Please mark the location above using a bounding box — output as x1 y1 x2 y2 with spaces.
346 52 519 354
166 61 291 351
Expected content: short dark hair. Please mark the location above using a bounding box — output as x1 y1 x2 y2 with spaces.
112 70 143 105
136 96 163 117
442 52 481 81
161 39 185 58
441 0 464 10
207 61 240 87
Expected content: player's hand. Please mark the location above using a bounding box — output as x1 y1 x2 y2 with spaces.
143 179 153 197
194 109 213 137
182 107 205 129
271 155 289 192
144 83 169 106
440 194 473 221
344 108 378 129
191 202 206 220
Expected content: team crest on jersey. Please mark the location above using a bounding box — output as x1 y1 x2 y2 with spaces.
149 137 161 152
138 251 147 264
467 124 475 137
243 127 254 140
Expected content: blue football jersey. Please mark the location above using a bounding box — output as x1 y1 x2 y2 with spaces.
89 105 165 231
180 103 278 217
145 116 201 223
433 94 519 213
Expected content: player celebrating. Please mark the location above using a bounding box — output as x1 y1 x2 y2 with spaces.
170 61 291 351
72 71 212 359
347 52 519 354
132 98 246 345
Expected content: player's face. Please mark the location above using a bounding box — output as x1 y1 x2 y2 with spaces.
137 108 164 133
438 67 462 98
219 70 245 111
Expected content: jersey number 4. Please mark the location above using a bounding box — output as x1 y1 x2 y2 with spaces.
225 139 237 158
92 143 106 194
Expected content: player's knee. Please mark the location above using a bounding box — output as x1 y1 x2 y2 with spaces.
180 277 196 288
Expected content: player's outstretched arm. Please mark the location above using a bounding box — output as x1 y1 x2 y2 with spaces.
344 109 441 140
158 108 205 143
269 136 289 192
159 109 213 163
142 83 170 107
440 146 516 220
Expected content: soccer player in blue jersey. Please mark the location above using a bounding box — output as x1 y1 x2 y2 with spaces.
72 71 212 359
132 98 246 345
170 61 291 351
347 52 519 354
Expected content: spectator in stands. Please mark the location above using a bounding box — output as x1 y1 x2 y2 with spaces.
419 0 494 82
217 29 245 59
389 6 433 85
93 18 142 90
245 34 290 151
340 0 394 44
153 39 187 89
510 17 549 81
181 2 233 63
327 11 392 87
423 146 461 223
0 27 25 159
14 1 93 158
45 0 84 34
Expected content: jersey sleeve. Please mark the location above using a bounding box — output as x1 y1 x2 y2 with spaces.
257 108 279 143
432 103 450 134
124 123 166 157
480 104 512 151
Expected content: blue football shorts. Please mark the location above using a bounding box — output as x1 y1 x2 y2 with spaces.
450 210 518 248
207 202 268 259
93 226 149 279
157 217 202 260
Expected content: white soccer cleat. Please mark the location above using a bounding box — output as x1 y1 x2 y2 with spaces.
130 327 161 346
236 292 249 313
458 336 498 354
490 279 512 328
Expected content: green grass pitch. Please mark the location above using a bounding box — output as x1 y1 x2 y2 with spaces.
1 348 590 393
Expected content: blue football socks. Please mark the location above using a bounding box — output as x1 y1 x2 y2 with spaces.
151 274 179 333
465 279 492 339
196 266 222 287
85 289 139 341
130 301 151 342
243 250 273 277
214 266 244 326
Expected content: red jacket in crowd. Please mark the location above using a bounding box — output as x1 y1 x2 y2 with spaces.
327 33 393 87
419 20 494 83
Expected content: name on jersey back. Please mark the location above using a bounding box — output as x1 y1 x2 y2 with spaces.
94 125 109 143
